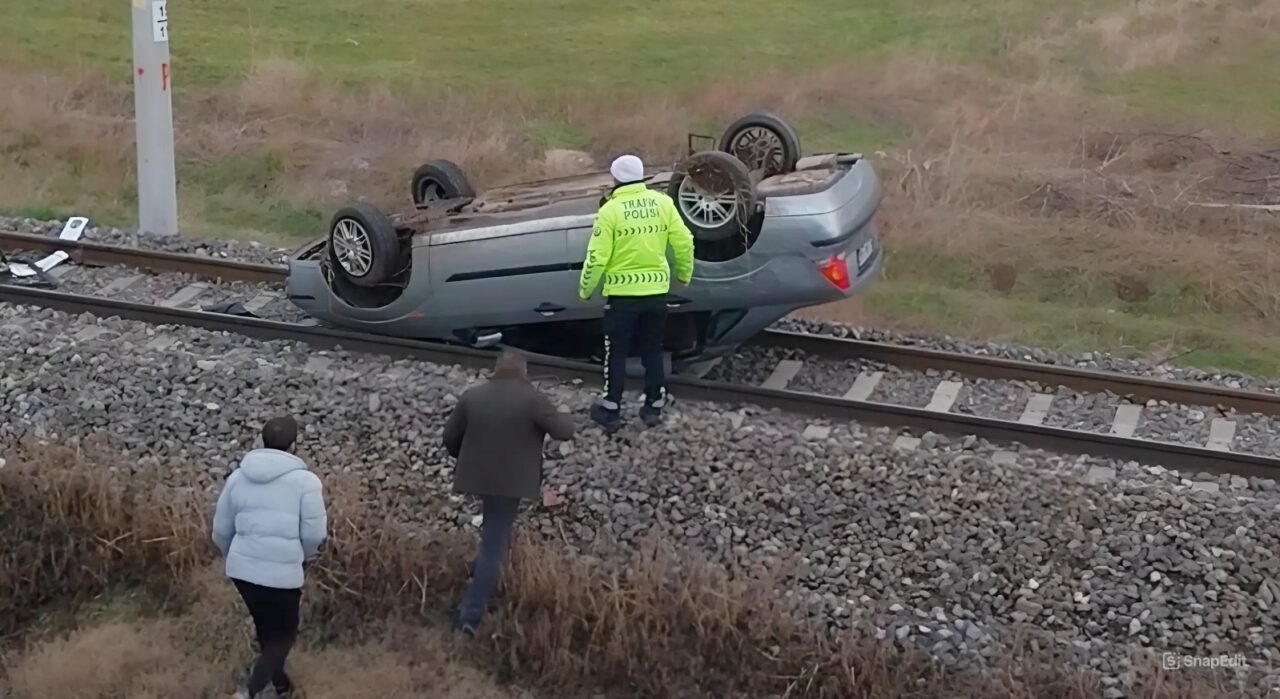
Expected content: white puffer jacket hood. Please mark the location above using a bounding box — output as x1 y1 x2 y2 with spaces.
211 448 327 589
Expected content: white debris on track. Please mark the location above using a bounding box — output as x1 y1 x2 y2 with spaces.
0 303 1276 696
3 217 88 278
0 216 292 266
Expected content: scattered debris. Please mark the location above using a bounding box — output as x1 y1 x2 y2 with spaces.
1 217 89 287
201 301 259 318
542 486 565 508
5 217 88 278
1187 201 1280 212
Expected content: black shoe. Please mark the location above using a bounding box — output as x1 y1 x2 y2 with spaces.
639 404 663 428
450 615 478 639
590 403 622 432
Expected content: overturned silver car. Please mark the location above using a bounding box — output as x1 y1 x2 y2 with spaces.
286 113 884 372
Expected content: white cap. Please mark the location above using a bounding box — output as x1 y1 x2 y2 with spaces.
609 154 644 183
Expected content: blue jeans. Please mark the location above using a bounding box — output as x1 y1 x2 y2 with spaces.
457 495 521 627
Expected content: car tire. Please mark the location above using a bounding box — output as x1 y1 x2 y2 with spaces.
668 150 759 245
411 159 475 206
717 112 801 177
327 203 401 287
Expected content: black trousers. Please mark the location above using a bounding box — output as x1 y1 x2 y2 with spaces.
602 294 667 407
233 578 301 697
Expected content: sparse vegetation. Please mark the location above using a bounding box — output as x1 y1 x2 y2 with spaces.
0 439 1236 698
1 1 1278 369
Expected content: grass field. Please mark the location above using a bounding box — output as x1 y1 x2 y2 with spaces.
3 0 1280 374
5 0 1066 91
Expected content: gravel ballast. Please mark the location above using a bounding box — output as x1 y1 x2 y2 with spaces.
0 302 1277 695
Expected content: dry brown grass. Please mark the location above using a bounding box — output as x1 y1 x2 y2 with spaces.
1019 0 1280 72
3 603 526 699
6 620 224 699
0 437 1248 699
817 56 1280 326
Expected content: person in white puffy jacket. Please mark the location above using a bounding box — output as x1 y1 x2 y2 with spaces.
212 415 327 699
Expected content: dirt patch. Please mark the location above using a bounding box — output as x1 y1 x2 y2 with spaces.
1080 131 1280 202
1200 148 1280 204
540 149 596 178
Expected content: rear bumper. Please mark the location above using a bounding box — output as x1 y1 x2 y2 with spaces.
691 236 882 365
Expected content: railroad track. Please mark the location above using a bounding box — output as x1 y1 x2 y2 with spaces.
2 229 1278 479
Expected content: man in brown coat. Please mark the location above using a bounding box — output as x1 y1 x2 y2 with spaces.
442 350 575 635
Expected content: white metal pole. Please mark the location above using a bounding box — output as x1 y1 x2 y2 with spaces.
131 0 179 236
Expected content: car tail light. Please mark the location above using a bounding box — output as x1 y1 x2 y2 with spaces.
817 255 850 290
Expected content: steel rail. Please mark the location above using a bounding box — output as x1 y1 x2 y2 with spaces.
0 230 285 283
4 230 1278 417
0 282 1275 480
751 330 1280 416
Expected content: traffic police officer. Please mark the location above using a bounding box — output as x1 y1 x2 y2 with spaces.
579 154 695 430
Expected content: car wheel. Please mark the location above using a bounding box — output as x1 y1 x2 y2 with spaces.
327 203 401 287
411 159 475 206
667 150 759 243
718 112 801 177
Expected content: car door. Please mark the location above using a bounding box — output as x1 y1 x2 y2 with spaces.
428 225 574 333
557 223 602 321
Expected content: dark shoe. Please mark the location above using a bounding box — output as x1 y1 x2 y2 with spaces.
639 404 662 428
590 402 622 432
451 614 478 639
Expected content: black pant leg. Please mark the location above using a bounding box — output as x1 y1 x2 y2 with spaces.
234 579 300 696
233 578 269 651
636 299 668 405
268 588 301 693
602 301 637 406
